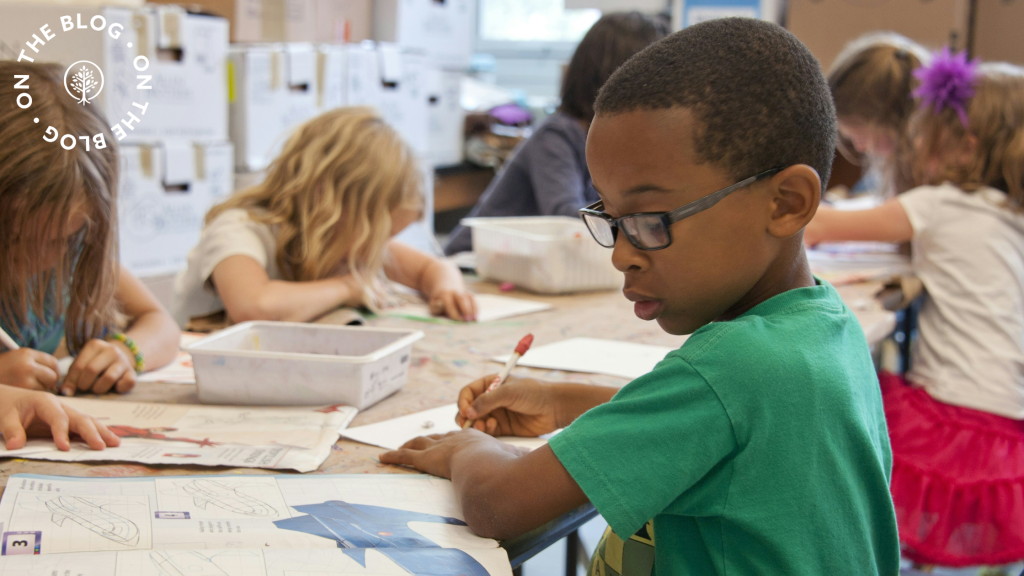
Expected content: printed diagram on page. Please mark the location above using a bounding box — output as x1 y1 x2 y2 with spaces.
0 548 514 576
0 400 357 472
0 475 512 576
8 493 152 554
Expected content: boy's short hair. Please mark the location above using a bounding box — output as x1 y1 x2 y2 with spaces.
595 18 837 185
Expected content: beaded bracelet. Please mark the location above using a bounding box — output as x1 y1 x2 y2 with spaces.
107 332 144 373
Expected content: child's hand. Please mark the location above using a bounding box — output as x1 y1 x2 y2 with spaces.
379 429 522 478
0 385 121 451
62 339 136 396
0 348 60 391
428 288 477 322
457 375 560 437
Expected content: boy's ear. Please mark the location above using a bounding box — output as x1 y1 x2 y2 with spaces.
765 164 821 239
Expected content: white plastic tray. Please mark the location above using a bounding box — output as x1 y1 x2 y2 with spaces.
465 216 623 294
186 322 424 410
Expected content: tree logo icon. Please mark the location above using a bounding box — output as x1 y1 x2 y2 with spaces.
63 60 105 105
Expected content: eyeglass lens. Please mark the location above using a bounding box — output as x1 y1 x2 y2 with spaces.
621 214 670 249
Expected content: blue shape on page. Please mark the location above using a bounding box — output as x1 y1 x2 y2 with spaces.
273 500 490 576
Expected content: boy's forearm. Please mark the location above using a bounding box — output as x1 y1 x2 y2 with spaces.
450 440 588 540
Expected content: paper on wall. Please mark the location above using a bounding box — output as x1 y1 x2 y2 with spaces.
341 404 552 452
386 294 552 323
494 337 678 380
0 473 512 575
0 399 357 473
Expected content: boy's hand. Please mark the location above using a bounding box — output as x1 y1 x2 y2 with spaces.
62 339 136 396
379 429 523 478
0 385 121 451
458 375 560 437
0 348 60 391
428 288 477 322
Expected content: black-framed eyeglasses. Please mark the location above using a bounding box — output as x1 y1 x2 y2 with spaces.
578 167 783 251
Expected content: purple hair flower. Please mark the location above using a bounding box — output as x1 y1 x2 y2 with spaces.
912 47 980 128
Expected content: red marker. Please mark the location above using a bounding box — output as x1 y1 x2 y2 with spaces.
462 334 534 429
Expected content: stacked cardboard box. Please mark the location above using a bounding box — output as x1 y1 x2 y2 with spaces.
0 4 232 280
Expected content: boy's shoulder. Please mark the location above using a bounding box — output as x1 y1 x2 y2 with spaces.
672 281 851 365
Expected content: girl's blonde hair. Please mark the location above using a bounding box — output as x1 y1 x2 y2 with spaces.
828 33 931 194
910 62 1024 212
0 61 120 353
207 107 422 305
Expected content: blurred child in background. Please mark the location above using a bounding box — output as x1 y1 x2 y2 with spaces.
175 107 476 327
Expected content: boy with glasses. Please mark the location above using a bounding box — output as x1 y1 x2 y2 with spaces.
382 18 899 575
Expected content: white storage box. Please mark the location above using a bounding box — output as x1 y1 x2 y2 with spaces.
118 141 234 276
466 217 624 294
229 43 322 171
373 0 475 69
187 322 424 409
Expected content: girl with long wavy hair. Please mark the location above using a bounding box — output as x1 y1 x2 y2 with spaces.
0 61 180 396
174 107 476 326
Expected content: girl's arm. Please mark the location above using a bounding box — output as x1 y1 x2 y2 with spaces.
804 198 914 246
62 267 181 395
211 255 363 323
384 241 477 321
117 268 181 370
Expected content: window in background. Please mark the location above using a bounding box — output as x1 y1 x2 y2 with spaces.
479 0 601 43
474 0 601 102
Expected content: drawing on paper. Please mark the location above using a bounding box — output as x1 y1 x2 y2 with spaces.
150 551 229 576
45 496 140 546
179 413 314 429
181 480 278 517
274 500 489 576
108 426 219 448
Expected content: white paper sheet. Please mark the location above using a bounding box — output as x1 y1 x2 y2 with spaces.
0 548 513 576
494 337 677 380
342 404 552 452
0 473 511 576
0 399 357 473
386 294 552 323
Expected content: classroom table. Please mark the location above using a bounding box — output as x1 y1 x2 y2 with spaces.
0 278 896 568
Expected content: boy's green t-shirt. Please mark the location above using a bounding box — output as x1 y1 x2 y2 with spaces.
549 281 899 576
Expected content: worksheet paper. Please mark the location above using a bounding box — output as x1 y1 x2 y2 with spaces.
386 294 552 323
0 473 511 576
341 404 552 452
0 399 357 473
494 337 677 380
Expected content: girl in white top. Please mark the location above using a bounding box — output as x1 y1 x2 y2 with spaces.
806 58 1024 567
174 107 477 327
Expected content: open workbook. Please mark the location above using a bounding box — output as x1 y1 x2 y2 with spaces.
0 473 512 575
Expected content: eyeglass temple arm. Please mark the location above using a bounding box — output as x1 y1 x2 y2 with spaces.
664 168 782 224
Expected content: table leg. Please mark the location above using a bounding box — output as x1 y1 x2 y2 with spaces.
565 529 581 576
